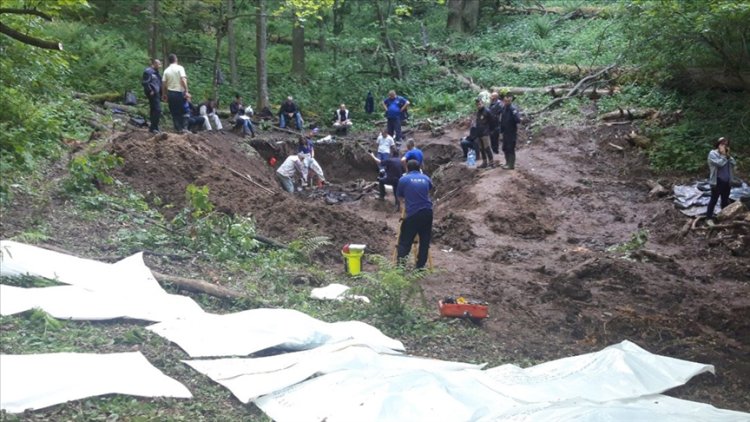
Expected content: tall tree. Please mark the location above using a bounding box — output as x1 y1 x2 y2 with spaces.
446 0 479 33
256 0 269 110
227 0 238 87
147 0 159 59
374 0 403 79
291 15 305 75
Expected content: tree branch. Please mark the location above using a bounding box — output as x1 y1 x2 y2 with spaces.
0 8 53 20
0 22 62 50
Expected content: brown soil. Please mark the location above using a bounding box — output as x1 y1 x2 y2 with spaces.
3 121 748 412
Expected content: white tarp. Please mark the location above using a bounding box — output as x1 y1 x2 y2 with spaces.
185 340 747 422
148 308 404 357
0 352 192 413
0 241 204 322
310 283 370 303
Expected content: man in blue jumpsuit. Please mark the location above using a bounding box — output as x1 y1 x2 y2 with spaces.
383 90 410 145
396 159 433 269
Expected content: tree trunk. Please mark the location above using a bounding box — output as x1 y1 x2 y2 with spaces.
211 4 226 100
332 0 345 35
291 17 305 76
255 0 270 110
227 0 238 87
447 0 479 33
375 1 403 80
147 0 159 59
317 17 326 52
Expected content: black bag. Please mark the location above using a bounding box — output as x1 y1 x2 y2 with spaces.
124 91 137 106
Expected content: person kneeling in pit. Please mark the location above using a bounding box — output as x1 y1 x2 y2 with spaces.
275 153 307 193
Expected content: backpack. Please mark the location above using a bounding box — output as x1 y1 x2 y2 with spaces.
124 91 137 106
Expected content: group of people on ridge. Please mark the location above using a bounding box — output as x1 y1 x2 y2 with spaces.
461 92 521 169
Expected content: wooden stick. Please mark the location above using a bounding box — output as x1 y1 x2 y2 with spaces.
271 125 302 136
227 167 275 195
607 142 624 151
152 271 245 300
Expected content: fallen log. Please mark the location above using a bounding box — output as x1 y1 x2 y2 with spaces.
631 249 674 263
600 108 657 121
680 218 695 237
532 62 619 114
625 131 651 149
494 85 615 98
152 271 245 300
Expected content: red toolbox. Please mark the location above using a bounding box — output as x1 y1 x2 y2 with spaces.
438 298 489 320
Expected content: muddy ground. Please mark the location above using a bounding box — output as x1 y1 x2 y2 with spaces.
2 121 749 412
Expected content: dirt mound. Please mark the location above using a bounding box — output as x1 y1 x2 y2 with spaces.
109 131 393 259
432 212 476 251
430 162 478 207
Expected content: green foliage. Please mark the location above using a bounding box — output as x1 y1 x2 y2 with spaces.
622 0 750 84
28 308 64 333
288 235 332 263
185 184 214 218
607 229 649 255
65 151 124 193
530 16 553 39
358 256 426 319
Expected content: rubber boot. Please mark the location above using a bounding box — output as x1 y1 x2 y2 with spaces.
502 152 515 170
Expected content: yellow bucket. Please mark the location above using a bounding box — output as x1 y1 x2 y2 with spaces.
342 245 366 276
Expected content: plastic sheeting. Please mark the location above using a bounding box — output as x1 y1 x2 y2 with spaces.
673 180 750 216
310 283 370 303
183 340 748 422
148 308 404 357
0 352 192 413
0 241 204 322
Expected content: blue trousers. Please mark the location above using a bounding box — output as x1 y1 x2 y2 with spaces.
280 112 303 130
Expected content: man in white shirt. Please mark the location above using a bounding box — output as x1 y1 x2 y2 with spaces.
161 53 189 133
276 153 307 193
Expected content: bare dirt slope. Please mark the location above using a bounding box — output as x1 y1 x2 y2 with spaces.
3 122 746 412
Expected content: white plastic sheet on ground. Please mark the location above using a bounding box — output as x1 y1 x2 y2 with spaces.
148 308 404 357
310 283 370 303
0 352 192 413
185 340 747 422
0 241 204 321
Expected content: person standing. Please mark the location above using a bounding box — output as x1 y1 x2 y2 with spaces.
369 146 402 210
161 53 189 133
278 96 303 130
706 137 737 221
474 98 495 168
141 58 162 134
499 94 521 169
401 139 424 171
383 90 410 145
376 130 395 163
489 92 503 155
396 159 433 269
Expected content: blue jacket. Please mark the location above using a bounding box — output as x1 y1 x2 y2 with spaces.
396 171 433 218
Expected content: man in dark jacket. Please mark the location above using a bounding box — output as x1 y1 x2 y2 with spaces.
500 95 521 169
141 59 162 133
488 92 503 154
278 96 303 130
474 98 495 168
369 146 402 211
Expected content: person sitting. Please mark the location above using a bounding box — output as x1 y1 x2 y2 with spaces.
333 103 352 135
229 94 255 138
369 146 402 211
182 93 206 133
199 98 223 132
278 96 303 130
460 126 480 159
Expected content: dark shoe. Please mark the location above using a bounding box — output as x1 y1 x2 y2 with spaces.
149 129 161 134
501 164 514 170
479 161 488 169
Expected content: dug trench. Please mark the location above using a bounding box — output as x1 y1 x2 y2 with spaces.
99 124 750 411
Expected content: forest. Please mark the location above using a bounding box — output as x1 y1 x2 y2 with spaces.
1 0 749 420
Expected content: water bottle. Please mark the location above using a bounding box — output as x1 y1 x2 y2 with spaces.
467 149 476 167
